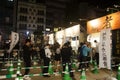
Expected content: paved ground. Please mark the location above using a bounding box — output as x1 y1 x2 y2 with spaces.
0 61 118 80
0 68 117 80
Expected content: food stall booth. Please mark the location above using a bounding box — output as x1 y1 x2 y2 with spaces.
87 11 120 69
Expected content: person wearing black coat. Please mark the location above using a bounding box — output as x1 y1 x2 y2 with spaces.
61 42 76 80
22 39 32 78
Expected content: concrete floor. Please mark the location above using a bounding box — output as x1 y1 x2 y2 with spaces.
0 60 118 80
0 67 117 80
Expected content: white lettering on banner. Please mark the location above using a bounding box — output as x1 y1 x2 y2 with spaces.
8 32 19 53
99 28 112 69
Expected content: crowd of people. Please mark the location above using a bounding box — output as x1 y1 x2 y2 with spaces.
77 40 99 69
0 38 100 80
22 39 77 80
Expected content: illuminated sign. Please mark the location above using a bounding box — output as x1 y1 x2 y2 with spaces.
87 11 120 34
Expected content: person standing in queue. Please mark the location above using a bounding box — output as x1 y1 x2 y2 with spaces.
23 39 32 80
77 42 84 69
54 42 61 74
94 40 99 65
61 42 76 80
43 44 52 77
81 42 92 69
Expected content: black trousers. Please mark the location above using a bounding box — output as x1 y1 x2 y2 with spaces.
62 61 74 77
79 56 88 69
23 57 31 75
43 57 50 74
94 53 99 65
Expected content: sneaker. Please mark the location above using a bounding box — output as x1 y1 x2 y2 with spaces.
23 75 31 80
55 72 60 76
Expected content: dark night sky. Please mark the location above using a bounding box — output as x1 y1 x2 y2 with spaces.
69 0 120 9
65 0 120 21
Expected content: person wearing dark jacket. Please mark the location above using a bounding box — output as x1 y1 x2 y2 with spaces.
61 42 76 80
23 39 32 80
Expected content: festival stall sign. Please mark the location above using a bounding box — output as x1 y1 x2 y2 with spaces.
87 32 100 47
55 30 65 46
65 24 80 37
87 11 120 34
31 33 34 44
65 24 80 51
99 28 112 69
8 32 19 53
112 29 120 56
64 24 80 43
48 33 54 45
0 35 1 42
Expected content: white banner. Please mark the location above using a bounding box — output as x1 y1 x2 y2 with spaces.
8 32 19 53
31 33 34 44
99 28 112 69
0 35 1 42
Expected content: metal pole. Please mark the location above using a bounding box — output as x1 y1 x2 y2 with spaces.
43 6 46 45
13 0 18 32
13 0 21 60
43 7 46 35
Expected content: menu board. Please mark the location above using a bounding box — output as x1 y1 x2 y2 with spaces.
112 29 120 56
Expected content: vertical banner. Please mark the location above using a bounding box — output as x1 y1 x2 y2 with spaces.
0 35 1 42
8 32 19 53
99 28 112 69
112 29 120 56
31 33 34 44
